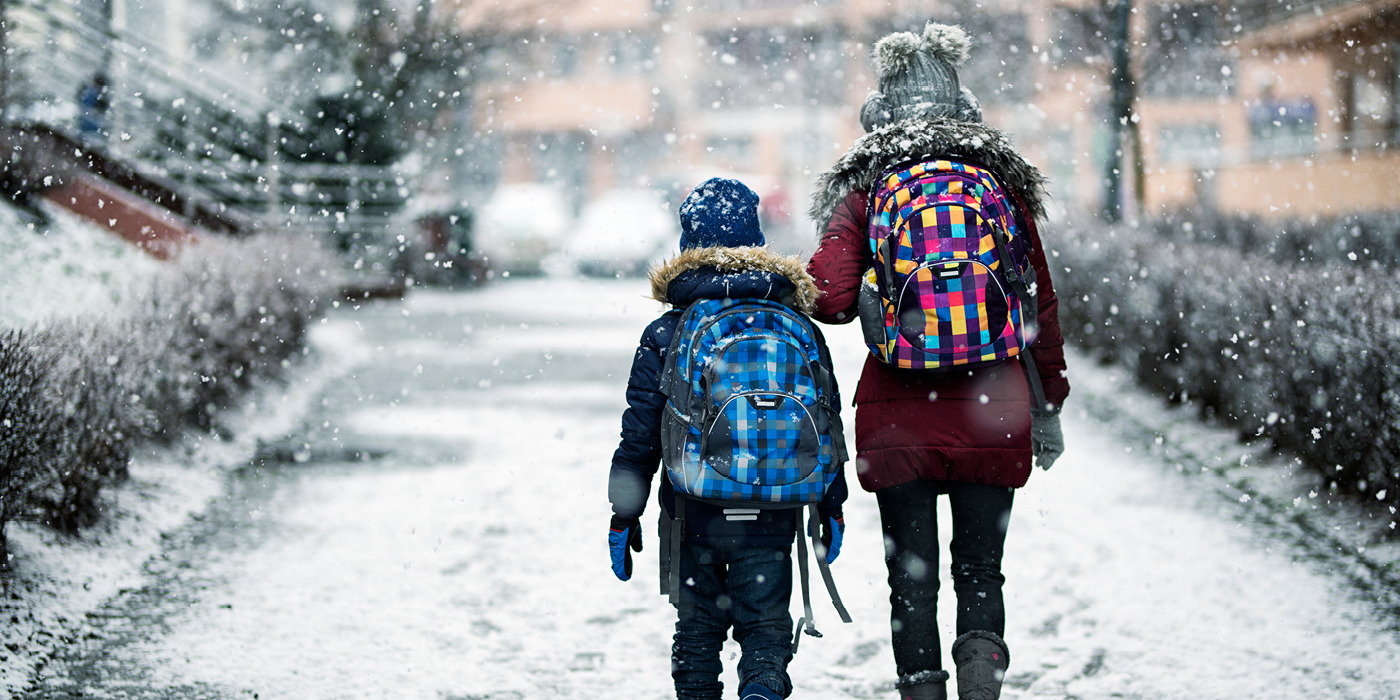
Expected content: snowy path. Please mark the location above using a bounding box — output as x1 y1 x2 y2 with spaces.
24 278 1400 699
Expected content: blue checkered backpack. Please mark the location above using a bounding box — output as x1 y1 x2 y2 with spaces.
659 296 851 642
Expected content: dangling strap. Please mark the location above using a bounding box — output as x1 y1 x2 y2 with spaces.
791 507 821 655
1020 349 1048 413
666 497 686 604
791 505 854 655
658 506 672 596
810 504 852 625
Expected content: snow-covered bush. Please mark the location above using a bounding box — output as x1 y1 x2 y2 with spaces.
35 322 144 532
1148 209 1400 268
1053 216 1400 527
0 204 160 329
0 330 59 564
0 231 336 550
138 234 334 433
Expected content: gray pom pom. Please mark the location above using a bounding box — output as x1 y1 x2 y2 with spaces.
873 31 922 79
922 23 971 66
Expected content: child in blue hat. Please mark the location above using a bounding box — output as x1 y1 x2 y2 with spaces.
607 178 849 699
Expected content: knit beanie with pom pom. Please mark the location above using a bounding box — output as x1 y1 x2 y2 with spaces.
860 22 981 131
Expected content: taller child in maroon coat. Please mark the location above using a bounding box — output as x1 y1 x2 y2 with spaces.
805 23 1070 700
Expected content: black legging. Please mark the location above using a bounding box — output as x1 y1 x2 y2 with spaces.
876 479 1014 679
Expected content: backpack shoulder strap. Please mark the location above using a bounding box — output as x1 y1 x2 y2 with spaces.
993 240 1048 412
658 306 695 402
988 199 1050 413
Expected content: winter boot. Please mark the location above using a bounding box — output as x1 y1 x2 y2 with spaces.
897 669 950 700
951 631 1010 700
739 682 784 700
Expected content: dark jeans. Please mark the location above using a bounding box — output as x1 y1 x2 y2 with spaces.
876 480 1014 681
672 541 794 700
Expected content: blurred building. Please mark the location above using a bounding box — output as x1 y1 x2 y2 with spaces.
1171 0 1399 218
441 0 1397 235
441 0 1039 249
1031 0 1399 219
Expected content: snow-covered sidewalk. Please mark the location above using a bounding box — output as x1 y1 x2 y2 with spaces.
13 277 1400 700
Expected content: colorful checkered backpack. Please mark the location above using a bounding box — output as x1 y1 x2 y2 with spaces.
860 157 1046 406
659 296 850 638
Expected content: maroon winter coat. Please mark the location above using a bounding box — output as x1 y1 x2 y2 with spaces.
805 118 1070 492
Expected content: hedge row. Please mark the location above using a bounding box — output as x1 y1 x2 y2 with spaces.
0 234 335 562
1148 209 1400 268
1050 216 1400 523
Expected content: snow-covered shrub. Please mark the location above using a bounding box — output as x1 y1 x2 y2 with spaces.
0 330 59 563
1053 216 1400 527
1149 209 1400 269
140 234 335 432
113 303 195 444
0 230 336 542
34 322 142 532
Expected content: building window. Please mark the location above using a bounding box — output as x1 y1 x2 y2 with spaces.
706 0 837 7
1157 123 1222 167
1249 98 1316 158
1393 43 1400 144
937 12 1032 105
613 131 671 187
1345 72 1394 150
554 40 579 78
784 129 825 173
1043 128 1077 208
610 33 657 75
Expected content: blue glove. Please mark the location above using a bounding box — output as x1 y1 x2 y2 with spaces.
609 515 642 581
818 513 844 565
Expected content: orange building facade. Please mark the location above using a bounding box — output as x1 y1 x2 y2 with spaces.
442 0 1397 237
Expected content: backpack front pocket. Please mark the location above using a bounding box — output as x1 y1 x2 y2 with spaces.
703 391 824 487
895 259 1013 355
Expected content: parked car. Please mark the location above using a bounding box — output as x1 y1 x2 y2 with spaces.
410 207 490 288
475 183 572 276
564 189 677 277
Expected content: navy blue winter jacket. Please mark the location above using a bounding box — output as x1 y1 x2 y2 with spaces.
608 245 849 548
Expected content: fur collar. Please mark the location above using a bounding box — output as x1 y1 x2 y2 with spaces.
808 116 1048 228
648 246 821 315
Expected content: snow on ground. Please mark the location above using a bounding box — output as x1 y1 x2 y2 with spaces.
16 276 1400 700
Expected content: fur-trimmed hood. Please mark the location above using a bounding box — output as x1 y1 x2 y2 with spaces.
648 246 821 315
809 116 1048 229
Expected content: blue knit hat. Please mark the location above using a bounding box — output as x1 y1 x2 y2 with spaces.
677 178 764 251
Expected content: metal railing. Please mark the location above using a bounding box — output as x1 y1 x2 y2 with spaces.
1 0 412 249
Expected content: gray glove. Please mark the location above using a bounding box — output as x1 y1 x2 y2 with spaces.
1030 409 1064 470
